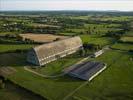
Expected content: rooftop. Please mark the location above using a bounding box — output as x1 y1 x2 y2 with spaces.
65 61 106 81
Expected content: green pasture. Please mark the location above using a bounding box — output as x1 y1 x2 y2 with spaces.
120 37 133 43
111 43 133 51
32 54 83 75
97 16 133 22
62 23 122 36
80 35 115 46
124 31 133 36
0 44 34 53
71 50 133 100
5 50 133 100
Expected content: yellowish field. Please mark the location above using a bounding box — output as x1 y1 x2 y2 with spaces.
29 23 60 28
20 33 69 43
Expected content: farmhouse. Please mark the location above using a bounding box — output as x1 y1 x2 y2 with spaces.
64 61 106 81
27 36 83 66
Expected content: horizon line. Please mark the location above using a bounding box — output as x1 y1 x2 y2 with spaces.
1 10 133 12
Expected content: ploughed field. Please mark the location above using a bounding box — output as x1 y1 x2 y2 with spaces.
20 33 69 43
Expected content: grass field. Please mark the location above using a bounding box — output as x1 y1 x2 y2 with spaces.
124 31 133 36
63 23 122 36
32 54 83 75
0 53 27 66
120 37 133 43
0 81 44 100
80 35 115 46
111 43 133 51
3 50 132 100
70 16 91 20
71 50 133 100
95 16 133 22
0 44 35 53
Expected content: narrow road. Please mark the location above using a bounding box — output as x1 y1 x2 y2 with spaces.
24 66 65 78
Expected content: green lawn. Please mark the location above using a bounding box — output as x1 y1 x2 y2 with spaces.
0 81 44 100
97 16 133 22
120 37 133 43
0 53 27 66
4 50 133 100
7 67 84 100
111 43 133 51
71 50 133 100
0 44 35 53
32 54 83 75
80 35 115 46
0 52 84 100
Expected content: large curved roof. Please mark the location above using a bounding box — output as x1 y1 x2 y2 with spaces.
33 36 83 60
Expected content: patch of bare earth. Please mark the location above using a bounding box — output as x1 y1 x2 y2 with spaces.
0 67 17 76
20 33 69 43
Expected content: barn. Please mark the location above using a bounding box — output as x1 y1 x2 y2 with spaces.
27 36 83 66
64 61 106 81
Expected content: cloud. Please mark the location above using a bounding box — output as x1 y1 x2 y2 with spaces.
1 0 133 11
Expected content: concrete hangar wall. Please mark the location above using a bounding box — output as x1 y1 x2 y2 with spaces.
27 36 83 66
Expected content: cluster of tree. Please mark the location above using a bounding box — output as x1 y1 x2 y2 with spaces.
105 29 125 39
83 43 102 50
79 43 102 57
23 25 60 34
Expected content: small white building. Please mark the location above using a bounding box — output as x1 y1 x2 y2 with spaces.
92 50 103 58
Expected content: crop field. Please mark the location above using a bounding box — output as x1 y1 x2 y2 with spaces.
94 16 133 22
70 16 91 20
80 35 115 46
0 32 18 35
0 44 34 53
111 43 133 51
4 50 133 100
20 33 69 43
120 37 133 43
28 23 60 28
62 23 122 36
84 24 122 35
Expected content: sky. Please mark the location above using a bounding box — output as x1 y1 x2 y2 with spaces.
0 0 133 11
